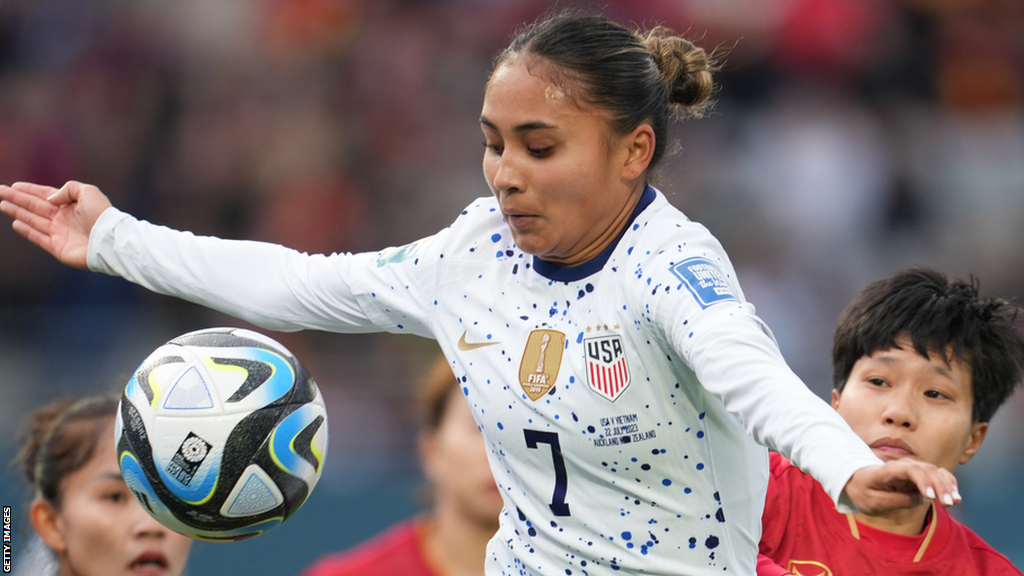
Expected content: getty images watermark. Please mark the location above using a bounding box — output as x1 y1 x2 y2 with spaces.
2 506 11 573
3 506 11 573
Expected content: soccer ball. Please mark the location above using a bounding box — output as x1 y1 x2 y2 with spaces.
115 327 328 541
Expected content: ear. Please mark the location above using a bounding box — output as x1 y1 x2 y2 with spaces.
959 421 988 465
620 123 655 181
29 498 67 554
418 430 441 484
831 389 841 411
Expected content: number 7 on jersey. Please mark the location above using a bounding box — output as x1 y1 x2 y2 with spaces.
524 429 571 517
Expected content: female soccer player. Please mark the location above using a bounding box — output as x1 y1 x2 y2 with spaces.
2 12 959 576
15 395 193 576
758 268 1024 575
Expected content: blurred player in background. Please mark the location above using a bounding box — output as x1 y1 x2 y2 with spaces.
758 268 1024 575
1 11 962 576
14 394 193 576
302 355 501 576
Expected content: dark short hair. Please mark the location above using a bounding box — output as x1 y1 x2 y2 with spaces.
493 11 715 172
832 267 1024 423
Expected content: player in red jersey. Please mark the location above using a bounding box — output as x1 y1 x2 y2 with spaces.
16 395 193 576
758 267 1024 575
301 356 502 576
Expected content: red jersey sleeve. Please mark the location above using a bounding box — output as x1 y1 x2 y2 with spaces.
759 451 797 560
757 553 792 576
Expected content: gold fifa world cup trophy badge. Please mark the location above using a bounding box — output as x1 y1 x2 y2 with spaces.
519 330 565 401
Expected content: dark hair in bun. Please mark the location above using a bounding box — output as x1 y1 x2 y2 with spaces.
494 11 716 171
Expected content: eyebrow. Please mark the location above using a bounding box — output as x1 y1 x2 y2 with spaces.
479 117 557 133
93 471 126 482
873 354 959 382
930 363 955 380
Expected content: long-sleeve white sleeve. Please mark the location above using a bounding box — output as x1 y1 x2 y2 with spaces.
87 207 382 334
673 303 882 511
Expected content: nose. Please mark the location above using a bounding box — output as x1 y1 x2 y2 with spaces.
881 388 917 430
131 501 169 538
490 154 525 196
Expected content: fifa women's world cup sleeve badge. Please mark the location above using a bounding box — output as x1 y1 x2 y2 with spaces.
519 330 566 400
669 257 736 309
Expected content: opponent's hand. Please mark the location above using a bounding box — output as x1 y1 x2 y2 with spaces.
0 181 112 270
844 458 960 515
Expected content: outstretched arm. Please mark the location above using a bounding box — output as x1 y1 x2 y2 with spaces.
0 181 111 270
5 179 440 336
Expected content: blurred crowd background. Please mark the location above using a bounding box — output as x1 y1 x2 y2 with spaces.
1 0 1022 573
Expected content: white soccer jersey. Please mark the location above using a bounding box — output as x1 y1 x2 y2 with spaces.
89 186 882 576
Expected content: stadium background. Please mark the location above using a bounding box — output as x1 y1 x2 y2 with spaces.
0 0 1021 573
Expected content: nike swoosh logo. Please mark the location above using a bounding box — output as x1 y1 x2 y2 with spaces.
458 330 500 350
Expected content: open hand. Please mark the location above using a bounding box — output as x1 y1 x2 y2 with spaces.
0 181 112 270
844 458 960 515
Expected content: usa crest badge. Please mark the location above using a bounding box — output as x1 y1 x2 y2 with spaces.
584 334 630 401
519 330 565 401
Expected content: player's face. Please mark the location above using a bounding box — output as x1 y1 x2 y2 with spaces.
421 389 503 529
832 337 987 473
48 420 193 576
480 57 645 261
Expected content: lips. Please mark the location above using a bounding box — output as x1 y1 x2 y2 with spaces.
501 207 538 230
129 550 169 574
869 437 915 458
505 214 537 229
501 203 536 220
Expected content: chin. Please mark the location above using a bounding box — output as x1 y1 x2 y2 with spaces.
512 239 543 256
505 231 549 257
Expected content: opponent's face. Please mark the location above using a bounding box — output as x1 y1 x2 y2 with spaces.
480 57 649 261
39 420 192 576
421 389 503 529
833 337 987 473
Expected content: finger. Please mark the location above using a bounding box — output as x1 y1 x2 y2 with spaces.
900 462 935 502
10 181 60 200
932 467 960 506
945 469 962 503
904 462 959 507
865 488 925 514
10 218 54 254
0 188 60 219
0 186 45 212
2 198 56 238
44 181 82 206
926 466 959 506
